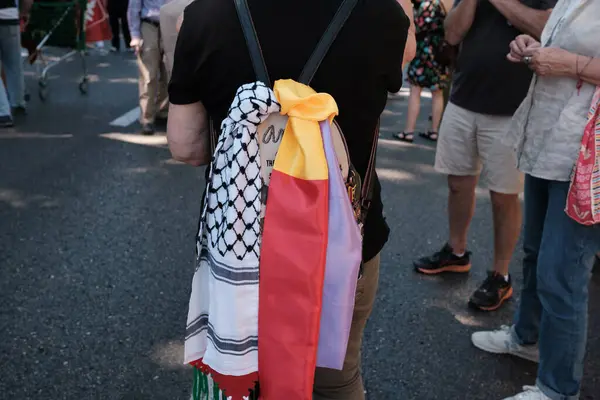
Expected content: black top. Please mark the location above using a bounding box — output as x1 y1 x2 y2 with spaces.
0 0 16 10
169 0 409 262
450 0 557 116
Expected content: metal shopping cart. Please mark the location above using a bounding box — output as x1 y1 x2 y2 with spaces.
21 0 88 101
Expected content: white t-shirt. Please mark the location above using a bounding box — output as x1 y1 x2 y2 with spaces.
0 0 18 23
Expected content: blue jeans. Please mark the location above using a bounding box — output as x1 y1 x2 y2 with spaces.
513 175 600 400
0 24 25 116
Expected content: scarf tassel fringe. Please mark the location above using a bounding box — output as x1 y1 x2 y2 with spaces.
191 368 260 400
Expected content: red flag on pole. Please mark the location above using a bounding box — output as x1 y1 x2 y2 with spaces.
85 0 112 43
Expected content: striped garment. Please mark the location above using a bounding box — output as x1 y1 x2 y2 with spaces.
566 86 600 225
185 81 280 400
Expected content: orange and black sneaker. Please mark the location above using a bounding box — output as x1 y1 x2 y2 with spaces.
414 243 472 275
468 271 513 311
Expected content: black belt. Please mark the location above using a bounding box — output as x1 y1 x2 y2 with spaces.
141 18 160 27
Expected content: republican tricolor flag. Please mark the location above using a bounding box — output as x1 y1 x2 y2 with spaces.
259 80 336 400
258 80 362 399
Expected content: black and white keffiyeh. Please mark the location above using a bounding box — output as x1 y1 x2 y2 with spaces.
185 82 280 379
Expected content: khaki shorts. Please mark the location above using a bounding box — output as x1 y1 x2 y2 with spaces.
434 102 524 194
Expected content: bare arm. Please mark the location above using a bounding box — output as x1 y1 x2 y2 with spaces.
488 0 552 39
521 44 600 86
397 0 416 66
577 57 600 86
167 102 211 166
444 0 478 46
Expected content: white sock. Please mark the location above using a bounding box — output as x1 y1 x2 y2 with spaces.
453 251 465 258
504 274 510 282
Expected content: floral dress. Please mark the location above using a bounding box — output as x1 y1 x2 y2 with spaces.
407 0 450 90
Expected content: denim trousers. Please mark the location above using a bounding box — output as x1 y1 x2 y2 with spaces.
513 175 600 400
0 24 25 116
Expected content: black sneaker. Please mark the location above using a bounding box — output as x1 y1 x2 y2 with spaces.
469 271 513 311
414 243 472 275
0 115 14 128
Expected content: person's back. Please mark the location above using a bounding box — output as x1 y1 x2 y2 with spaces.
168 0 409 398
169 0 408 263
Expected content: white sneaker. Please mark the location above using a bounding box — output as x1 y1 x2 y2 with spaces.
472 325 539 363
503 385 551 400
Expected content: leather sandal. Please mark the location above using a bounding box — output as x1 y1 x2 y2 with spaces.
393 131 414 143
419 131 439 142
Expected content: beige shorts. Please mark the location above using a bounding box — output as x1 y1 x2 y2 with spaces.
434 102 524 194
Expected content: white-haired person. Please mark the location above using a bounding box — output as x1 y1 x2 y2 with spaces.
471 1 600 399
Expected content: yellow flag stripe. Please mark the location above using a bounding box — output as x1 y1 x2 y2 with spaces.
272 80 339 181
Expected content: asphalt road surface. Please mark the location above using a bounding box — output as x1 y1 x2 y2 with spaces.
1 50 598 400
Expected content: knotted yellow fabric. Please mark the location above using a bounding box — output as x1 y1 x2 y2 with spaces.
259 79 340 400
272 79 339 180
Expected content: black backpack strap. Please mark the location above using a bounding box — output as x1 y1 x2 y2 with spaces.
298 0 359 85
360 120 379 216
234 0 271 86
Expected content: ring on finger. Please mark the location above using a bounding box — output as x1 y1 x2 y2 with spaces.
523 56 532 65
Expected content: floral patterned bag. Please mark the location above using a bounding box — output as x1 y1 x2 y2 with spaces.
565 86 600 225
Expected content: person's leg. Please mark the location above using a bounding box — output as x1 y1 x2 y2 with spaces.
418 88 443 141
415 102 480 274
0 77 13 126
471 175 546 361
156 56 169 120
534 180 600 399
313 254 380 400
137 22 161 132
404 85 421 133
468 113 524 310
489 191 522 276
479 114 524 276
0 27 13 123
393 85 421 142
109 11 121 50
447 174 478 254
512 175 548 344
2 25 25 109
121 11 132 49
430 88 444 134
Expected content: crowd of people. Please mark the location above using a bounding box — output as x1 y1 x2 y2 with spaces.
165 0 599 399
1 0 599 398
0 0 170 133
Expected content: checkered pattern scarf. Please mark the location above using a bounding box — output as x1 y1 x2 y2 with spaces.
185 82 280 399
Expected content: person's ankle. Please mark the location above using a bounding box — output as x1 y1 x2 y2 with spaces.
491 267 510 282
448 242 466 257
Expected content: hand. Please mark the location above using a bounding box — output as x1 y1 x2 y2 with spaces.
507 34 540 63
19 11 29 28
522 47 576 77
130 38 143 55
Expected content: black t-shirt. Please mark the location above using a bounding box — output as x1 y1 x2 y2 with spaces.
169 0 409 262
450 0 557 116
